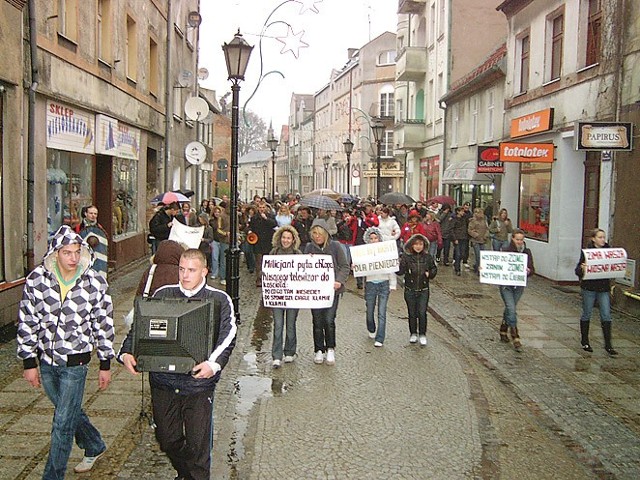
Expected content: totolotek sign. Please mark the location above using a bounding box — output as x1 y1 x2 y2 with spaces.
574 122 634 151
499 142 555 163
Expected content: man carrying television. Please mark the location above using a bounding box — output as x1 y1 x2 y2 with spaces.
118 249 237 480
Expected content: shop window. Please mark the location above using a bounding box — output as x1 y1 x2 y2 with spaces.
47 150 93 237
518 162 551 242
112 158 138 238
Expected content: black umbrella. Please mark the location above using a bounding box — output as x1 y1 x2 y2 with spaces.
299 195 343 211
379 192 415 205
173 189 195 198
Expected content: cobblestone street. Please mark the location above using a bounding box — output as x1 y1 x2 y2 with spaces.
0 257 638 479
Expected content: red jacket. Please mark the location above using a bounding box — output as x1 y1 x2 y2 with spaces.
400 222 427 243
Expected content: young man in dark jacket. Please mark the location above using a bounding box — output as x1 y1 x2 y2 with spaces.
119 249 237 480
149 202 180 252
451 207 469 275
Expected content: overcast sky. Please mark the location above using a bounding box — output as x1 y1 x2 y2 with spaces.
198 0 397 133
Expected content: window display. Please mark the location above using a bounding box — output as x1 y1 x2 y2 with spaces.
518 162 551 241
112 157 137 238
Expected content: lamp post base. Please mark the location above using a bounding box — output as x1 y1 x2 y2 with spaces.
226 247 241 324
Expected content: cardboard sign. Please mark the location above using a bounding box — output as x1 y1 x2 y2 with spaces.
581 248 627 280
261 255 335 309
349 240 400 278
479 251 528 286
169 220 204 249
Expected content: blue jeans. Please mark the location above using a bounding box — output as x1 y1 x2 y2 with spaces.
428 240 438 258
453 241 463 273
493 238 510 252
472 242 486 271
272 308 299 360
365 281 390 343
499 286 525 327
311 294 340 352
210 241 220 277
241 241 256 272
404 288 429 335
40 363 105 480
581 289 611 323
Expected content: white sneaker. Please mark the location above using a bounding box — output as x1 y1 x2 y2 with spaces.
409 334 418 344
325 348 335 365
464 263 470 269
374 341 383 347
314 350 324 364
272 359 281 368
368 331 376 339
284 355 295 363
419 335 428 346
219 279 227 285
74 449 107 473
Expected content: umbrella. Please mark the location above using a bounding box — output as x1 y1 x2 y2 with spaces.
304 188 341 200
338 193 356 204
173 189 195 198
426 195 456 207
299 195 343 211
151 191 190 205
379 192 415 205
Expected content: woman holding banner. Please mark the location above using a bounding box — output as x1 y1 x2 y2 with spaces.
575 229 618 355
498 229 535 350
269 226 302 368
305 219 350 365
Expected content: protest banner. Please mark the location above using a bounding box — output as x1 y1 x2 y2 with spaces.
169 220 204 249
261 254 335 309
479 251 528 286
581 248 627 280
349 240 400 278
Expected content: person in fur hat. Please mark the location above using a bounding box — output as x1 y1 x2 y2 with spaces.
398 233 438 346
268 225 303 368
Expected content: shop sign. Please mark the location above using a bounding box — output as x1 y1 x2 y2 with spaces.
362 170 406 178
574 122 633 151
499 142 554 163
510 108 554 138
96 114 140 160
46 100 95 154
477 146 504 173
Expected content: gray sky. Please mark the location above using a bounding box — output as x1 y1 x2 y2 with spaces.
198 0 397 133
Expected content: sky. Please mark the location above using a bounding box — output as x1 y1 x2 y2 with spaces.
198 0 398 133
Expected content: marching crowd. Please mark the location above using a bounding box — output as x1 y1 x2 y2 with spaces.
14 191 621 480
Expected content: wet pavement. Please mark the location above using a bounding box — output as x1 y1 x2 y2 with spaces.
0 253 638 479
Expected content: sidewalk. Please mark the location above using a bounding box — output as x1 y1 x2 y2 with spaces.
427 261 640 478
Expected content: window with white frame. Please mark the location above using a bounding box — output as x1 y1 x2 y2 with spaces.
380 88 395 117
126 15 138 81
469 95 478 144
396 98 404 122
546 11 564 81
485 89 495 141
378 50 396 65
516 33 530 93
451 103 459 147
382 130 394 157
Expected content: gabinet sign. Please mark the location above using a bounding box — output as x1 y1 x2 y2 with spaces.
499 142 555 163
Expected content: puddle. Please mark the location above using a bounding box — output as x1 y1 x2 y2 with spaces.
250 305 272 351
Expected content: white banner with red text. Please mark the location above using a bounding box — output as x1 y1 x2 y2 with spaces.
581 248 627 280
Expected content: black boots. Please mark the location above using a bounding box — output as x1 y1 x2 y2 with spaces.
499 323 510 343
580 321 593 352
602 322 618 356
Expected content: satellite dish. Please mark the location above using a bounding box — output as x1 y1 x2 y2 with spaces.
197 67 209 80
184 97 210 121
185 141 207 165
202 111 215 125
178 70 194 88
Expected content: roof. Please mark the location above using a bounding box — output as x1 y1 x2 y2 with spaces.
238 150 272 165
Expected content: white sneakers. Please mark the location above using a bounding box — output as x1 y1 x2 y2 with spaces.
314 350 324 364
368 331 376 339
283 355 294 363
419 335 428 346
374 341 383 347
409 334 418 343
325 349 335 365
74 449 106 473
272 359 281 368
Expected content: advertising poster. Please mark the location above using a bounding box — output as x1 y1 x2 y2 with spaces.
261 255 335 309
479 251 529 286
349 240 400 278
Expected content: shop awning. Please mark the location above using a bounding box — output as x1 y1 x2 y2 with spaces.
441 160 494 185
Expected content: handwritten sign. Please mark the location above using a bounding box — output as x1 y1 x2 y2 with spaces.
169 221 204 249
479 251 528 286
349 240 400 278
582 248 627 280
261 255 335 309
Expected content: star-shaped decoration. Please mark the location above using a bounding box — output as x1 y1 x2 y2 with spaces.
295 0 323 14
276 26 309 58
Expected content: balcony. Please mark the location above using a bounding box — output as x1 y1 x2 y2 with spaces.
398 0 426 15
394 119 425 151
395 46 427 82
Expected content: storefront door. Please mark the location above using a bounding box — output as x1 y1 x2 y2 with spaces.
582 153 600 247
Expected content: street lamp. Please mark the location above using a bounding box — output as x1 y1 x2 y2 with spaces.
222 29 253 321
268 134 278 201
343 138 354 195
262 164 268 198
323 155 330 188
371 120 385 202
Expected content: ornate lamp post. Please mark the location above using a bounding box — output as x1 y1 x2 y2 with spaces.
323 155 330 188
222 30 253 320
371 120 385 202
343 138 354 195
268 134 278 201
261 164 268 198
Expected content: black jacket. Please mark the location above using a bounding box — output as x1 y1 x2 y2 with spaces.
398 234 438 291
248 213 277 254
149 208 173 241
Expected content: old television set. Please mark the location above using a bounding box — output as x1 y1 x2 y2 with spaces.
132 297 219 374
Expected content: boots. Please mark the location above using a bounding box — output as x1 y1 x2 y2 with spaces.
580 321 593 352
510 326 521 351
499 323 510 343
601 322 618 356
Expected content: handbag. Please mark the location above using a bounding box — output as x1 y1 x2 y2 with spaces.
124 264 157 328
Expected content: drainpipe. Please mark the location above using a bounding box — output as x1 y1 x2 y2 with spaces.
164 0 173 191
26 0 39 272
